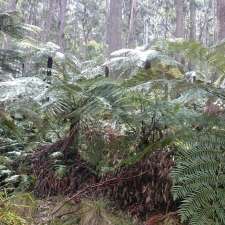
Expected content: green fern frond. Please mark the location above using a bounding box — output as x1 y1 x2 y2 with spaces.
162 40 225 86
172 131 225 225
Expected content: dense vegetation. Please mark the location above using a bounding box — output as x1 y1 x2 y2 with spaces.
0 1 225 225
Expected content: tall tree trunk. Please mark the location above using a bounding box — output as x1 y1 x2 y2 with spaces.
144 17 149 46
7 0 17 11
189 0 196 40
4 0 18 49
27 0 38 26
175 0 185 38
188 0 196 70
144 0 151 46
217 0 225 41
127 0 137 48
43 0 55 42
106 0 123 55
58 0 68 52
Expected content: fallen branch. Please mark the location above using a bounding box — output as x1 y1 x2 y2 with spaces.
51 170 149 215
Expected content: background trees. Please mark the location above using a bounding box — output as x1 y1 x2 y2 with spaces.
1 0 224 61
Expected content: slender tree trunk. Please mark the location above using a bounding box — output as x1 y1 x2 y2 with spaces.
189 0 196 40
188 0 196 70
27 0 38 26
213 0 217 43
27 0 34 24
144 17 149 46
217 0 225 41
174 0 185 65
175 0 185 38
7 0 17 11
106 0 123 54
144 0 152 46
127 0 137 48
43 0 55 42
4 0 18 49
58 0 68 52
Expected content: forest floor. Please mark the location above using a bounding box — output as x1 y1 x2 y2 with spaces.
13 195 140 225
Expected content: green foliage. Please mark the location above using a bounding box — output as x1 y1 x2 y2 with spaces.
161 40 225 86
172 130 225 225
0 192 37 225
44 41 225 174
86 40 104 61
0 11 41 75
2 34 225 225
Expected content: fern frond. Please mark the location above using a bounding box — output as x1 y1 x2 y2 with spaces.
172 131 225 225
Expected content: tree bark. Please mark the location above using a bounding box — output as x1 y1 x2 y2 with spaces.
127 0 137 48
43 0 55 42
188 0 196 70
106 0 123 54
7 0 17 11
58 0 68 52
217 0 225 41
175 0 185 38
189 0 196 40
4 0 18 49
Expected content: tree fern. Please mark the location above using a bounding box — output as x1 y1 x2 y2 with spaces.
172 131 225 225
160 39 225 87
